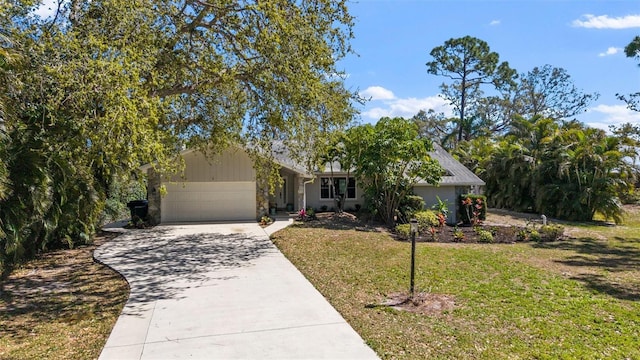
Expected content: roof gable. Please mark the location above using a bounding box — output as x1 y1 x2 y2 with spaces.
417 143 485 186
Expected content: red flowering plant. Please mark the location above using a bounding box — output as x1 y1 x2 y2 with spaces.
461 196 484 226
472 198 484 226
429 226 438 242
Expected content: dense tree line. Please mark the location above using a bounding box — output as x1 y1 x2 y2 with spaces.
424 36 639 223
0 0 357 281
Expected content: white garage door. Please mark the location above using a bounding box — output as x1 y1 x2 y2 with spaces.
161 182 256 223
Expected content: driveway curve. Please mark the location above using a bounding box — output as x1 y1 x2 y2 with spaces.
95 221 378 359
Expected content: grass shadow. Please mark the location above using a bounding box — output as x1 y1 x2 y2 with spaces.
532 237 640 300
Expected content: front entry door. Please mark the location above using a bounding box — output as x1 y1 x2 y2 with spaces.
276 178 287 209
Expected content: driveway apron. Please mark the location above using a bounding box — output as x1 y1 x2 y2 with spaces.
95 222 379 359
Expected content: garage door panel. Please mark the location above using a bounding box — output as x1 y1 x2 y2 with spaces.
161 182 255 222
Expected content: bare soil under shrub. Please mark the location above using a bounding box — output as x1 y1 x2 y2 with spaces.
416 224 523 243
303 212 539 244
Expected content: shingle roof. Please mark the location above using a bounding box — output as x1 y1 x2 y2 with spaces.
416 143 485 187
270 144 311 176
311 142 484 187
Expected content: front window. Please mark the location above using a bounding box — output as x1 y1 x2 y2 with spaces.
320 177 356 199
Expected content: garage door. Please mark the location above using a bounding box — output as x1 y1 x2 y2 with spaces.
161 182 256 223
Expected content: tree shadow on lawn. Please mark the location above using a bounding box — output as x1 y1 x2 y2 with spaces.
532 237 640 301
0 232 129 343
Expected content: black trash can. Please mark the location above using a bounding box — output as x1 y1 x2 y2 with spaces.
127 200 149 221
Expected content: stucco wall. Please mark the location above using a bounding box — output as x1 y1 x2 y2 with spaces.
412 185 458 224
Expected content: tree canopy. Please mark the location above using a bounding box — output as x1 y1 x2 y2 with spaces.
475 116 634 223
343 117 442 225
426 35 517 143
618 36 640 112
0 0 359 279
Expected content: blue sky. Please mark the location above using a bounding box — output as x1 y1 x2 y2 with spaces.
339 0 640 131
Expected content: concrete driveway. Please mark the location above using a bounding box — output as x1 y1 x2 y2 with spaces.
95 221 378 359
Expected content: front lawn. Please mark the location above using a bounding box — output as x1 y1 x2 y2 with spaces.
272 209 640 359
0 232 128 360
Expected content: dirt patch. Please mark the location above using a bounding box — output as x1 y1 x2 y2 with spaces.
1 231 124 306
297 212 385 231
368 292 456 316
418 224 523 243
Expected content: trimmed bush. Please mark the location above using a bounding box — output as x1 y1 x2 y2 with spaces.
399 194 426 220
403 195 425 212
414 210 439 232
529 230 541 242
395 224 411 239
539 225 564 242
477 229 494 243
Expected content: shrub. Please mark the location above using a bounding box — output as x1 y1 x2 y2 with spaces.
395 224 411 239
477 229 494 243
459 194 487 225
306 208 317 219
428 226 438 242
619 186 640 205
398 194 426 221
403 195 426 212
516 228 529 242
414 210 439 232
539 225 564 242
453 227 465 242
529 230 541 242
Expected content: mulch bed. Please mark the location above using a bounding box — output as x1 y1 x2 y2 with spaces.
302 212 526 244
414 224 523 244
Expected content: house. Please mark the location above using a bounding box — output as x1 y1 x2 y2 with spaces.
142 143 484 224
142 146 310 224
302 143 484 224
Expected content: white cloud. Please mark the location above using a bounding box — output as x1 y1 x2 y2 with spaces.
584 104 640 131
362 94 453 120
33 0 61 18
360 86 396 101
489 20 501 26
572 14 640 29
362 107 394 120
598 47 621 57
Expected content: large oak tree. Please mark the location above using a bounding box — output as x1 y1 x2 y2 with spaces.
0 0 358 279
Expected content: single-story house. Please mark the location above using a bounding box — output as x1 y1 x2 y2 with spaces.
142 143 484 224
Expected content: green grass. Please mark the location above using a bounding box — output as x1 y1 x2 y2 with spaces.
272 209 640 359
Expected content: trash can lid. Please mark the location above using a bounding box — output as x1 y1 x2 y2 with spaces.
127 199 149 207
